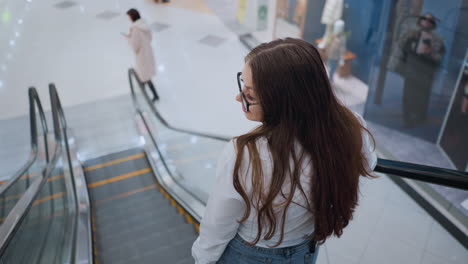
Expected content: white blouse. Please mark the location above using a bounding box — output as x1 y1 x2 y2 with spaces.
192 116 377 264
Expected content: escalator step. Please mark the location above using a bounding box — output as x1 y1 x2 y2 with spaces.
85 149 197 264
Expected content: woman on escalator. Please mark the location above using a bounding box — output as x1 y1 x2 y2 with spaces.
192 38 377 264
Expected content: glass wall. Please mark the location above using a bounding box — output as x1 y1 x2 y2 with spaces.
274 0 468 233
367 0 467 149
273 0 468 171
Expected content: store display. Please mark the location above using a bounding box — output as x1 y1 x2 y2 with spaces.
317 0 343 49
324 20 346 80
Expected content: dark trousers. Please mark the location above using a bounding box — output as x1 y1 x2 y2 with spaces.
146 80 159 100
402 75 433 126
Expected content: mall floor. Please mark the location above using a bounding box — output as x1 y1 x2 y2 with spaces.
0 0 466 263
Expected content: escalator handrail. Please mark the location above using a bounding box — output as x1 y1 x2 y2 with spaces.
50 84 93 264
49 84 78 262
375 160 468 189
128 69 468 190
128 66 468 190
0 139 62 256
128 69 231 142
0 85 89 262
0 88 49 196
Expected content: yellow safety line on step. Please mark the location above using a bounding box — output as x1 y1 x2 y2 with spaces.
87 168 151 188
91 212 99 264
84 153 145 172
156 184 199 234
95 184 158 205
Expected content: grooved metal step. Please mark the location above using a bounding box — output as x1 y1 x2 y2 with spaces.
83 148 197 264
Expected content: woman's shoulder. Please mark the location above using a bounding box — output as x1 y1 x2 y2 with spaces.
216 138 270 173
228 137 270 160
350 111 369 127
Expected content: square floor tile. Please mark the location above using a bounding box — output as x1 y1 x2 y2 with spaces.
96 11 120 20
54 1 77 9
199 35 226 47
150 22 170 32
424 222 468 264
371 202 432 250
360 236 424 264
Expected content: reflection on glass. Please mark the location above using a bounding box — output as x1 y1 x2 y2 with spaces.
359 0 468 229
396 13 445 128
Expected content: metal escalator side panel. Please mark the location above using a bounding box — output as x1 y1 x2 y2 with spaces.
49 83 93 264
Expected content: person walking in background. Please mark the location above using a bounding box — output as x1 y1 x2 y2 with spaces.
124 8 159 101
192 38 377 264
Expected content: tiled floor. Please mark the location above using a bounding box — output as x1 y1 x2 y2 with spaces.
198 34 226 47
0 0 466 263
150 22 170 32
54 1 77 10
96 10 120 20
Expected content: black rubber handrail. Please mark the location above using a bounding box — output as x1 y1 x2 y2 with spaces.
0 88 49 196
375 159 468 190
128 68 468 191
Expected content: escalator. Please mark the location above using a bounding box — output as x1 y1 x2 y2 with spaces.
84 148 195 263
0 87 78 263
0 82 207 263
0 70 467 264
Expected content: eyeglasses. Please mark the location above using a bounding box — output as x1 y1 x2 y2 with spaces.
237 72 259 112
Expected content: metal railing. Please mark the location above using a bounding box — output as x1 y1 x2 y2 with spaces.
128 69 230 142
49 84 93 264
0 101 62 256
0 88 49 197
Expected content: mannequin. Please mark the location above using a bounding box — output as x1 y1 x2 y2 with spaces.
318 0 344 49
326 20 346 81
399 13 445 127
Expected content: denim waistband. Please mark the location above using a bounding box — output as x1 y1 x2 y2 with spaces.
229 234 316 256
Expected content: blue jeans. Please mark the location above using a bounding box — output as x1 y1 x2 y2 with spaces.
218 235 319 264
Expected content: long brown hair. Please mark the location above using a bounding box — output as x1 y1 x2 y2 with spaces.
233 38 375 246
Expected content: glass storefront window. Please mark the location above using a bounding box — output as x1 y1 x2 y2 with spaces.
273 0 468 237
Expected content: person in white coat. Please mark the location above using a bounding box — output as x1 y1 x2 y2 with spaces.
125 9 159 101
